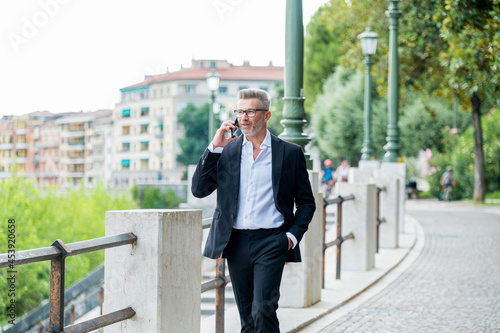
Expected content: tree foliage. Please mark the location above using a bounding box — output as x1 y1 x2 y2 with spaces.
305 0 500 200
177 103 210 166
0 175 135 326
425 108 500 200
311 67 387 162
131 186 181 209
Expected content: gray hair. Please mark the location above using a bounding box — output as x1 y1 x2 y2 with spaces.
237 88 271 110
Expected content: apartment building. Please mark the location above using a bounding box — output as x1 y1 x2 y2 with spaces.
0 110 113 189
112 59 284 188
56 110 112 189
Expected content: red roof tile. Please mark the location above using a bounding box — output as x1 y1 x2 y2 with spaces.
121 66 284 90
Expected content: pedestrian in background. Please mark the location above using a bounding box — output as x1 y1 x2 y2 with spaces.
335 158 350 183
321 159 334 198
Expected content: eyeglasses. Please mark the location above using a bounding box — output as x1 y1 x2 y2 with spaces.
233 109 268 118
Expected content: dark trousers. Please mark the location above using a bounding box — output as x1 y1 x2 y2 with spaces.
225 227 289 333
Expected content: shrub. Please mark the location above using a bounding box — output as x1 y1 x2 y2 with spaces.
0 175 136 326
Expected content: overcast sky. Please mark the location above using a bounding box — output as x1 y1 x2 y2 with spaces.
0 0 328 116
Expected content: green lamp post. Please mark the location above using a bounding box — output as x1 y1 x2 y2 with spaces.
359 27 379 161
280 0 312 168
383 0 402 162
206 69 220 143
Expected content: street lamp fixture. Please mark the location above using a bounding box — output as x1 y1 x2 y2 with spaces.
358 27 378 161
206 69 220 143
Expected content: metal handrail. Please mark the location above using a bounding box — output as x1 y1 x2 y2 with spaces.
376 186 387 253
322 194 356 285
0 233 137 333
201 217 230 333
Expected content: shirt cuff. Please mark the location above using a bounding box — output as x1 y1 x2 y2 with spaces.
208 143 224 154
286 232 298 249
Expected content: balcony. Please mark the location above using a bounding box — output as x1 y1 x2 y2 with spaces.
0 143 13 150
39 142 58 148
67 172 85 178
155 133 164 139
16 143 28 149
155 151 164 157
62 131 85 138
16 128 27 135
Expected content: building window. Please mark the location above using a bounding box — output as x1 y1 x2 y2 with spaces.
140 142 149 151
219 86 228 95
122 126 130 135
184 85 196 94
210 61 216 68
121 159 130 168
239 86 248 91
140 159 149 169
141 107 150 117
122 142 130 152
122 109 131 117
140 124 149 134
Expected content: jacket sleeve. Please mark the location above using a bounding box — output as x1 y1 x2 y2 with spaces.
287 147 316 243
191 148 221 198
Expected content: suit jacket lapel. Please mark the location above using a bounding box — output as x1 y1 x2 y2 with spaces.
271 134 284 204
228 136 243 195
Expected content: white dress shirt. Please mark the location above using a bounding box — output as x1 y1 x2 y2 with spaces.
208 130 298 248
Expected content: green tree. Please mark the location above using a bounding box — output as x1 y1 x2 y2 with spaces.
177 103 209 166
311 67 387 162
432 0 500 201
305 0 500 200
399 93 469 157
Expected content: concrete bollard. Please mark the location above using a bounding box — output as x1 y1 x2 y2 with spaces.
103 210 202 333
280 171 323 307
380 162 406 233
370 176 400 248
336 183 377 271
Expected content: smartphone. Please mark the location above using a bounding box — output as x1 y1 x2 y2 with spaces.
230 117 239 138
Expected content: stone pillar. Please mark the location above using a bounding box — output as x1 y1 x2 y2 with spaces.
370 176 400 248
380 162 406 232
337 183 376 271
104 210 202 333
280 171 322 307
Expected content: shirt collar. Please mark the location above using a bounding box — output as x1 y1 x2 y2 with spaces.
242 130 271 149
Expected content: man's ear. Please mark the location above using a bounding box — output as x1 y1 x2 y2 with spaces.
265 111 272 122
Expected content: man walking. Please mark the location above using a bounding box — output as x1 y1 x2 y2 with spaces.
192 88 316 332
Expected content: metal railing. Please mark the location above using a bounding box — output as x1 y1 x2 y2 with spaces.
322 194 355 286
376 186 387 253
0 233 137 333
201 219 231 333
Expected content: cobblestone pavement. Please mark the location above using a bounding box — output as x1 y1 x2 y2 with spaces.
318 201 500 333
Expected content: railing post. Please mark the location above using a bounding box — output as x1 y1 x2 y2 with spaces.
337 183 377 271
322 198 327 288
214 257 226 333
104 210 202 333
48 239 71 333
336 199 343 280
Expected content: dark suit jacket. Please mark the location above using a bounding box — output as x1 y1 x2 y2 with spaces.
191 133 316 262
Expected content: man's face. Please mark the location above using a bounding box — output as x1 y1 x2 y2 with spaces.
237 98 270 137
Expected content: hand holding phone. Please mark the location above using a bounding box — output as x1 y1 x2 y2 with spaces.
230 117 239 138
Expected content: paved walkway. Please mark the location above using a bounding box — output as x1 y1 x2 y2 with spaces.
312 200 500 333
